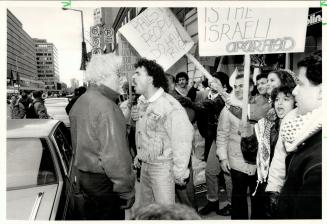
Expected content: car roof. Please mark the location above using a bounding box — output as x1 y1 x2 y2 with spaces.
7 119 61 138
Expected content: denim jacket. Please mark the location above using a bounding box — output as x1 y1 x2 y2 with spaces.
135 88 194 181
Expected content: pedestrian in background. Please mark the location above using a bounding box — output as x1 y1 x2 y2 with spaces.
26 90 50 119
69 53 135 220
9 94 25 119
19 90 33 113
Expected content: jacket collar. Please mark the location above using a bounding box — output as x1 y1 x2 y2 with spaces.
96 84 120 101
139 87 164 104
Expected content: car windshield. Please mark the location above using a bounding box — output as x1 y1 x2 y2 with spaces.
7 138 58 190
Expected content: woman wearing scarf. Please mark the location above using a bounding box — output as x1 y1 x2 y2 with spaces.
228 69 296 219
241 85 296 219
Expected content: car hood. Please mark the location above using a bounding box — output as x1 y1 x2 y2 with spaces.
7 184 58 220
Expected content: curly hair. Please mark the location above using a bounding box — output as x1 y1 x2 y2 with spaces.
271 86 296 109
134 58 168 91
268 70 296 91
175 72 189 83
131 203 201 220
297 51 322 85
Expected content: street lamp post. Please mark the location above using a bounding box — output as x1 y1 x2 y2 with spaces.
62 8 88 74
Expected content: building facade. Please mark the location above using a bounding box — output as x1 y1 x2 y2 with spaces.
70 78 79 90
98 7 322 82
7 9 44 93
34 38 60 91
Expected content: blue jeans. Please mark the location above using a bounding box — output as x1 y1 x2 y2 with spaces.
139 161 175 206
175 160 196 209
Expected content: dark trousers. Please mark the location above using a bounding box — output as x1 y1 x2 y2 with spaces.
251 181 269 219
78 170 125 220
175 161 197 210
230 169 257 220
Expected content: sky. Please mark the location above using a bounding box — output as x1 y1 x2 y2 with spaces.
9 7 95 87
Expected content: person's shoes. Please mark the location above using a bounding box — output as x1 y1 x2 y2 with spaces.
199 200 219 215
216 204 231 216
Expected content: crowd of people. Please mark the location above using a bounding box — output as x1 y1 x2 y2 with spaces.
7 90 50 119
8 50 322 220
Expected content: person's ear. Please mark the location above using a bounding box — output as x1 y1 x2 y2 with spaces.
148 75 154 85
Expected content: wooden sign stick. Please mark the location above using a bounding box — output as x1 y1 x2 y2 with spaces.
186 53 213 82
241 54 251 125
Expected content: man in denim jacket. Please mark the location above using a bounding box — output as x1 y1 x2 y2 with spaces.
132 58 193 206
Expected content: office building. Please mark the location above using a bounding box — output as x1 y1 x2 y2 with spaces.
7 9 43 93
34 38 60 90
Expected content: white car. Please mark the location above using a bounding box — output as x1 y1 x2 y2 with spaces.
7 119 75 220
45 98 70 128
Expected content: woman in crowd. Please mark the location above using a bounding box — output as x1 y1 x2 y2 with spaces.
266 70 296 98
241 85 296 219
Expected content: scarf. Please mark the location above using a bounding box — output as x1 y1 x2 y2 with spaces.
281 107 322 153
255 109 277 182
175 85 190 97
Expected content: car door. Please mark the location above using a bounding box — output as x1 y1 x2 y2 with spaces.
51 122 74 220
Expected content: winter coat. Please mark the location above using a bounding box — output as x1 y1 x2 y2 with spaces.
10 101 25 119
69 85 135 196
277 129 321 219
216 106 256 175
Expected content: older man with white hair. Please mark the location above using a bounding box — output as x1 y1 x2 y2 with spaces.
69 53 135 220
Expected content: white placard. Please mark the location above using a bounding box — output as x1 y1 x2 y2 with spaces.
119 8 194 71
198 8 308 56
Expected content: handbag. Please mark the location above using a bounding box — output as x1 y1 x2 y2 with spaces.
240 135 258 165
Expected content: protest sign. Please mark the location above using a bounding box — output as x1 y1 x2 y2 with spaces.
119 8 194 71
198 8 308 56
117 33 139 78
